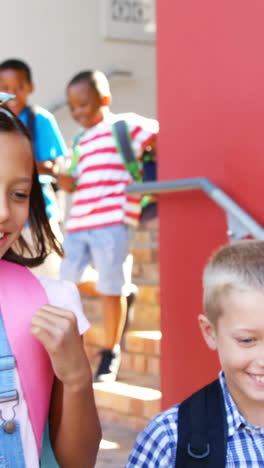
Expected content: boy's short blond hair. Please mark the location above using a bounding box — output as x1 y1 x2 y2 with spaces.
203 240 264 324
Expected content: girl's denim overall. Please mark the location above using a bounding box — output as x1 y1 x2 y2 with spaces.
0 313 26 467
0 313 59 468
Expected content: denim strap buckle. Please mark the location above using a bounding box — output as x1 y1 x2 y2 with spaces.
0 389 18 404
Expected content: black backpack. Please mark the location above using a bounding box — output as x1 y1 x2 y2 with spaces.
176 380 227 467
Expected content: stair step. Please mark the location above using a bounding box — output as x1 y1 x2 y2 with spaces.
120 351 160 376
81 288 160 328
93 380 161 423
134 225 159 244
80 283 160 305
84 325 161 348
133 262 159 282
131 244 159 264
84 329 161 377
84 328 161 354
133 302 160 327
83 331 161 376
137 284 160 302
117 371 160 389
137 217 159 231
85 344 160 377
125 330 161 355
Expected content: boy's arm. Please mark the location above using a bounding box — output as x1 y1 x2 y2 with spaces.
36 156 64 177
129 118 158 159
34 109 68 171
57 173 77 192
144 134 157 151
56 139 81 192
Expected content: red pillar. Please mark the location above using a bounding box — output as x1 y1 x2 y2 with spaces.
157 0 264 408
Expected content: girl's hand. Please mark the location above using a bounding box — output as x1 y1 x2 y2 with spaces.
31 305 91 390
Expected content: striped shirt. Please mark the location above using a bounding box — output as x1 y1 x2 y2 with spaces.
65 118 155 232
126 371 264 467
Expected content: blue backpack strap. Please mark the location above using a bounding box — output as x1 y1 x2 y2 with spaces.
176 380 227 467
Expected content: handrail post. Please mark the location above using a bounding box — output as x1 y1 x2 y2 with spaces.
126 177 264 240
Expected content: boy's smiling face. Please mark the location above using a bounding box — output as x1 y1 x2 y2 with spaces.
199 288 264 423
67 81 104 129
0 69 33 116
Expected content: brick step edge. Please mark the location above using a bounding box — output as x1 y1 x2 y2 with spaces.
85 343 160 378
81 281 160 300
131 244 159 264
121 350 160 377
82 297 160 326
84 328 161 355
133 262 160 282
93 381 161 421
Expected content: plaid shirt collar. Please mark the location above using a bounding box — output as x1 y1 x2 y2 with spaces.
219 370 264 437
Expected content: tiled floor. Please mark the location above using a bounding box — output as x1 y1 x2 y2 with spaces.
95 422 138 467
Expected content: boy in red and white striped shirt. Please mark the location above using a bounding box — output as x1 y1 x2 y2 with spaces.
59 70 157 382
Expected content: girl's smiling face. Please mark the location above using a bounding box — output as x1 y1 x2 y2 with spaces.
0 131 33 258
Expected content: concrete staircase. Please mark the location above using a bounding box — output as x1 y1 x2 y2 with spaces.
82 218 161 432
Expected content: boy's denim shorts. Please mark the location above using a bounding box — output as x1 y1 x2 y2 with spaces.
60 224 134 295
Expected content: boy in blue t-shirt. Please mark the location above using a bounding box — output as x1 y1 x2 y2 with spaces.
127 240 264 467
0 58 67 222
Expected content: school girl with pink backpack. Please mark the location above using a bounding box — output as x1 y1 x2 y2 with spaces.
0 94 101 467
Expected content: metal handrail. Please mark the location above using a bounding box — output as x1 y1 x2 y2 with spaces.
126 177 264 240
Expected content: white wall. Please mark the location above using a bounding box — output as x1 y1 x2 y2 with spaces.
0 1 156 140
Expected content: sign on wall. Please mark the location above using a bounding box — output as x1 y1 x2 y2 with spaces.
101 0 156 43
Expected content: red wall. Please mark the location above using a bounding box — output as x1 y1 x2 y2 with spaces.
157 0 264 408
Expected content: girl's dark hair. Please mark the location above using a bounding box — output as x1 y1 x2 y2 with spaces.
0 106 63 267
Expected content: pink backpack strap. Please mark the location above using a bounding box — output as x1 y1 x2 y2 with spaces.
0 259 54 455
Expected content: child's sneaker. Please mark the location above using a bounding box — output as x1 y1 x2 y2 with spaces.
94 345 121 382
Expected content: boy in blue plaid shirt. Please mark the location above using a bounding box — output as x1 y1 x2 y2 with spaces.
127 240 264 467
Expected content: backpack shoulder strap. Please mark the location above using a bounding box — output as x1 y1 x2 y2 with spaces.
112 120 141 182
66 130 85 175
176 379 227 468
27 105 36 142
0 259 54 455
